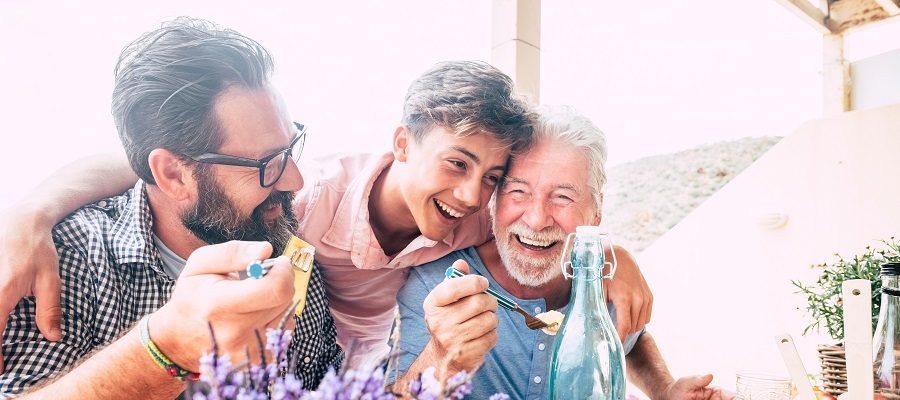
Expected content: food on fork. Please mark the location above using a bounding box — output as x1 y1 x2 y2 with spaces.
536 310 564 335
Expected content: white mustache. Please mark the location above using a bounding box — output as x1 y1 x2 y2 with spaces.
505 221 566 244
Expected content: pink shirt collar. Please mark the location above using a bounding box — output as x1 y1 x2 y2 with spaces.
319 152 455 270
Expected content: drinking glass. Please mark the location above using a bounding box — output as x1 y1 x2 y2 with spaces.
736 372 792 400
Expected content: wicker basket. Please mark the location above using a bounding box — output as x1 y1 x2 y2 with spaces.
818 343 847 397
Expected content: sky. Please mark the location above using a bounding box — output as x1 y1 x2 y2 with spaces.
0 0 873 208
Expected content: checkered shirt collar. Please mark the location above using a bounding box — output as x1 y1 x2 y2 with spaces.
108 180 160 267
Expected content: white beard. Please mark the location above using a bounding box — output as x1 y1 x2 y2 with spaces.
496 243 562 287
493 220 567 288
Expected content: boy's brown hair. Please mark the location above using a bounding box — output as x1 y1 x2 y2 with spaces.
402 61 535 155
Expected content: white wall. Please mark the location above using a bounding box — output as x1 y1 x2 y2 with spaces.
0 1 824 211
851 48 900 111
637 103 900 390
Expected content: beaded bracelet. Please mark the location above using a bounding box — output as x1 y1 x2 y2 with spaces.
138 315 200 381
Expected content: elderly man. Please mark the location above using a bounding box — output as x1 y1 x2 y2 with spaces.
392 107 730 399
0 18 341 398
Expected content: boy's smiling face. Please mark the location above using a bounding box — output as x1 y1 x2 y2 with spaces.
394 126 510 241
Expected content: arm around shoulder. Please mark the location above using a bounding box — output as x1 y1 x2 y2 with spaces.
605 244 654 340
23 152 137 221
0 152 136 360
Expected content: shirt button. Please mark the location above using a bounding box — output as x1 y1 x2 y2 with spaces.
304 356 311 364
534 376 542 384
97 200 107 207
538 343 546 351
534 306 542 314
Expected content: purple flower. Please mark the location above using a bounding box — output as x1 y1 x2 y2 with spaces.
407 377 422 396
266 328 293 369
407 367 442 400
192 326 507 400
445 370 473 399
303 367 341 399
272 374 304 400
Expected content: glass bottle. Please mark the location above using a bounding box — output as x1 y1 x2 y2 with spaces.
873 262 900 395
548 226 626 400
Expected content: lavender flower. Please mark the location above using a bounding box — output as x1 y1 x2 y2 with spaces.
271 374 304 400
445 370 473 400
192 326 506 400
407 367 442 400
407 376 422 396
266 328 293 370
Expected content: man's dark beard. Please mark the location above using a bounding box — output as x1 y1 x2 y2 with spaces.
182 174 298 256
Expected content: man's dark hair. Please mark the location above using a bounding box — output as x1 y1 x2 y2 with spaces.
111 17 274 184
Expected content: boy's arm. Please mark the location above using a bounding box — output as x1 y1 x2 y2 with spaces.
605 244 654 341
14 152 137 231
0 152 136 372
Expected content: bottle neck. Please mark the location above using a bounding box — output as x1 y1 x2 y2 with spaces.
568 237 606 310
882 274 900 291
570 266 605 307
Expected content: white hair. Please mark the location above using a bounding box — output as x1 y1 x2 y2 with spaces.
531 105 609 212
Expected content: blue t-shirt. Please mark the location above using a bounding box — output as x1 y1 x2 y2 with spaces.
393 247 643 400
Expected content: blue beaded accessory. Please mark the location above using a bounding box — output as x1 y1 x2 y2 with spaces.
246 259 277 279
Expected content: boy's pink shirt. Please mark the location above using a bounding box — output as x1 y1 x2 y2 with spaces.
293 152 491 365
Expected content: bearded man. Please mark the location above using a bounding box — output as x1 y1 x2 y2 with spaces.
0 18 341 399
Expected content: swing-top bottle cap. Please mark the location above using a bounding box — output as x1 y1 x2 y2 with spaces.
575 225 604 235
882 262 900 276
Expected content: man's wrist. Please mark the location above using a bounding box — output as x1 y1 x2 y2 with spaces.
146 307 198 372
23 325 187 398
396 341 454 394
421 340 466 379
138 315 200 381
656 378 678 400
419 341 443 367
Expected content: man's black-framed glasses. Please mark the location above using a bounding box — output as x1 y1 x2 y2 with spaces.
185 122 307 188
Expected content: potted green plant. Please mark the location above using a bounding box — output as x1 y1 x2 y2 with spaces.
792 237 900 397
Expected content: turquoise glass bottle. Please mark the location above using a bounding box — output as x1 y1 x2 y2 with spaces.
548 226 626 400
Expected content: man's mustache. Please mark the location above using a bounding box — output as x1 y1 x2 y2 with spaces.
507 223 566 243
256 191 294 212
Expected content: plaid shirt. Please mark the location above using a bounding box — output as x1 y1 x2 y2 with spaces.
0 181 343 397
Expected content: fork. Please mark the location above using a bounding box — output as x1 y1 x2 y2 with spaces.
445 267 555 330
